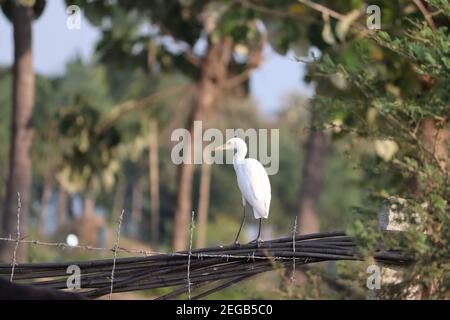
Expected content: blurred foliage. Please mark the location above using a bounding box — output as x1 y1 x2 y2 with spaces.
312 1 450 299
0 67 11 199
0 0 46 20
0 0 448 300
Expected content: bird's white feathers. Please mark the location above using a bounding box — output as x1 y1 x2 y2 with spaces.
234 158 271 219
217 137 272 220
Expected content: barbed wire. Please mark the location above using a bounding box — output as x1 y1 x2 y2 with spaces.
187 211 195 300
291 216 297 285
0 230 412 299
109 209 125 299
0 193 367 266
0 230 358 263
0 230 411 266
10 192 21 282
0 235 320 262
0 234 412 282
0 196 412 299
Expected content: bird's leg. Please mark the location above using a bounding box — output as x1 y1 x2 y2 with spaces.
249 219 263 247
233 205 246 245
257 218 262 241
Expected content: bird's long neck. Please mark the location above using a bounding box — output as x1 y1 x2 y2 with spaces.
233 143 247 164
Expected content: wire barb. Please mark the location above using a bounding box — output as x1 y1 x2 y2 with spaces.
109 209 125 299
291 216 297 285
187 211 195 300
10 192 21 282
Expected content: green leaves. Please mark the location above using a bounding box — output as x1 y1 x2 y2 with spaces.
58 102 121 193
313 3 450 298
0 0 46 20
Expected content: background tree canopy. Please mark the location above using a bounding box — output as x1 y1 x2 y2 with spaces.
0 0 448 299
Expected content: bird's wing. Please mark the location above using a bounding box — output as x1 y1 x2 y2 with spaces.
241 159 269 199
238 159 271 218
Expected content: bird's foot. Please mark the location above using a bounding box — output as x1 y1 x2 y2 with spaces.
248 238 263 248
233 241 241 247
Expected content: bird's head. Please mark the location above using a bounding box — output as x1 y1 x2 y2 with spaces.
214 137 246 153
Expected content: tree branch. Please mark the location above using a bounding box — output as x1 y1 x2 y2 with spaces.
235 0 319 25
97 84 193 133
298 0 346 20
155 22 201 67
412 0 437 31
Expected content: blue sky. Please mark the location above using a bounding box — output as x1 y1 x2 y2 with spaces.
0 0 313 116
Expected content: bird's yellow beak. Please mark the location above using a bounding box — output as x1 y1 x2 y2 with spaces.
214 144 229 152
214 144 225 152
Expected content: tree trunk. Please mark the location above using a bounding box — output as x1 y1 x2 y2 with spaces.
172 135 195 251
56 187 68 229
297 110 330 234
422 118 449 174
0 3 35 262
196 162 211 248
83 196 95 218
131 178 143 238
38 174 53 238
148 119 160 244
172 38 233 251
112 175 126 222
418 118 448 298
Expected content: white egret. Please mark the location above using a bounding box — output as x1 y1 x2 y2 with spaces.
215 137 271 245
